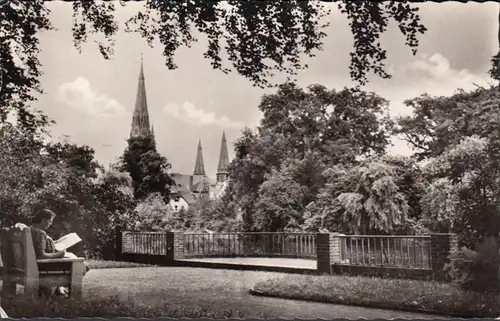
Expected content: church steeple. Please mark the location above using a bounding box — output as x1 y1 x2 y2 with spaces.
193 139 206 176
130 54 152 139
216 131 229 183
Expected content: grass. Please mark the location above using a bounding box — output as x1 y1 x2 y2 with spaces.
1 295 243 318
1 266 268 318
0 262 460 319
1 263 247 318
80 266 444 319
81 266 272 318
252 274 499 317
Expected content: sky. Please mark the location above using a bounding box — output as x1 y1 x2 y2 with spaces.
32 1 498 178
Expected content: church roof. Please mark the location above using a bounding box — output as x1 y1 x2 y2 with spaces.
171 173 191 189
170 182 196 204
193 139 206 176
217 130 230 174
192 180 209 193
178 190 196 204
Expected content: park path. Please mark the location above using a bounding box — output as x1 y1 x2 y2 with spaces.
84 267 449 319
179 256 317 269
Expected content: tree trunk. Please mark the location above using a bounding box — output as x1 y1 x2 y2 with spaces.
360 210 369 235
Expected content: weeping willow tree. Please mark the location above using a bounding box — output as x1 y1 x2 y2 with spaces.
305 158 411 235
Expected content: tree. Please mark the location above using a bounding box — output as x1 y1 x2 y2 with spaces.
253 152 326 232
394 86 500 161
1 1 427 133
377 154 426 222
85 169 137 258
0 123 61 226
119 135 173 200
419 177 458 233
0 123 136 258
228 83 393 231
44 141 101 178
422 135 500 247
258 83 393 160
304 157 412 235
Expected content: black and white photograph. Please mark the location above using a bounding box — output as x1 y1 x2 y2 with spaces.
0 0 499 319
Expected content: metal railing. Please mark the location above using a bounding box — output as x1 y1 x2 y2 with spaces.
122 231 168 255
120 231 432 270
183 232 317 258
339 235 431 269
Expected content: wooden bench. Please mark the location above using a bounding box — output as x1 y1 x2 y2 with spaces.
0 224 85 299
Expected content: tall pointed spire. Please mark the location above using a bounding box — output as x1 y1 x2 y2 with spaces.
193 139 206 176
216 131 230 183
130 54 152 138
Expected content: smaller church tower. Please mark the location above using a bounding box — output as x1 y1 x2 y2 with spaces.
191 139 209 199
216 131 230 183
193 139 206 176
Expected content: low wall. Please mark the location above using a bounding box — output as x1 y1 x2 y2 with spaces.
183 253 318 260
119 253 173 266
331 264 433 280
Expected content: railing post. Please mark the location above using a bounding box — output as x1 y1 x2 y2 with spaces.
166 232 185 262
429 233 458 280
316 233 343 274
115 225 123 261
331 233 345 263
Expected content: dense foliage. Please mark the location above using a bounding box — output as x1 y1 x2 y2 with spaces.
132 193 241 233
395 86 500 292
228 83 394 232
444 236 499 294
397 87 500 247
0 124 137 259
119 135 174 201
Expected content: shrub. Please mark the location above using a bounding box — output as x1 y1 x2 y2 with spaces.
133 193 171 231
445 235 500 294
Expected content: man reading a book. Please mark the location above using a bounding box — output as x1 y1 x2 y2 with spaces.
31 208 89 297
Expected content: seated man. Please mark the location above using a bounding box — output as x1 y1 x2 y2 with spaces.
30 208 89 297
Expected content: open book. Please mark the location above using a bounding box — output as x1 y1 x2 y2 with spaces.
54 233 82 252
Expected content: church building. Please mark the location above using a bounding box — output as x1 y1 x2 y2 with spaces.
128 58 230 210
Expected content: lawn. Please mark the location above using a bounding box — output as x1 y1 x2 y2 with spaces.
251 274 498 317
1 265 448 319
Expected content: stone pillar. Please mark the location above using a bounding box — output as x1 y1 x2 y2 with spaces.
316 233 343 274
331 232 344 264
429 233 458 280
166 232 184 262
